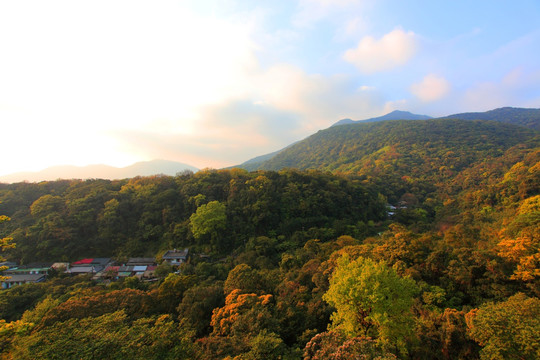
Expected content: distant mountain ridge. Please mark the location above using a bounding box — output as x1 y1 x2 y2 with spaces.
238 107 540 169
251 119 536 172
0 160 198 183
442 107 540 130
331 110 432 127
4 107 539 182
240 110 432 170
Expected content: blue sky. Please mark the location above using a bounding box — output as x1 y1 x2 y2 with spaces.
1 0 539 175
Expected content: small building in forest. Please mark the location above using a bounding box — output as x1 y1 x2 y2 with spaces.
126 258 156 266
162 249 189 265
99 264 157 280
1 273 47 289
2 262 53 275
1 262 53 289
66 258 111 275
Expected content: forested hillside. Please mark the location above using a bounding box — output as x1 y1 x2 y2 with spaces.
241 107 540 171
248 119 536 172
0 169 385 263
1 117 539 359
445 107 540 130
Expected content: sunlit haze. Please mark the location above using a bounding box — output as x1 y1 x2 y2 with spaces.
1 0 539 176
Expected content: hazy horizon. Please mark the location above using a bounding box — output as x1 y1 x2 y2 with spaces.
2 0 539 177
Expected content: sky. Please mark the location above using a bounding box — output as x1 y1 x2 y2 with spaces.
1 0 540 175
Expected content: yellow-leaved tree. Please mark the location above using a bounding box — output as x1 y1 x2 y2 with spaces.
466 293 540 360
1 213 15 281
497 195 540 294
323 255 418 356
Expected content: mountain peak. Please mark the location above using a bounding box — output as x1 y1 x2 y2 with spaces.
386 110 420 117
332 118 355 126
238 107 539 170
331 110 432 127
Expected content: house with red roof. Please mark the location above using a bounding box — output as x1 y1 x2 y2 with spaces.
67 258 111 275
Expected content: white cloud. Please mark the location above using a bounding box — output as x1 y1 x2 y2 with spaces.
383 99 408 114
343 28 418 73
294 0 366 27
0 0 393 174
111 64 388 169
103 58 395 169
359 85 375 91
340 16 369 38
0 1 430 175
252 64 385 132
410 74 451 102
462 67 540 111
111 101 304 169
0 0 259 174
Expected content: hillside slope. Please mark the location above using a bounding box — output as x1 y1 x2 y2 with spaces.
241 119 539 208
444 106 540 130
253 119 537 173
237 107 540 169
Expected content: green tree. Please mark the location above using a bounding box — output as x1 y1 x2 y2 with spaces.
176 284 225 336
244 330 288 360
323 255 418 355
154 262 173 280
223 263 263 295
155 273 197 314
0 319 32 355
38 288 152 327
29 195 64 218
189 200 226 248
466 293 540 360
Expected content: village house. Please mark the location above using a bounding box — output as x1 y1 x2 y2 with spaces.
126 258 157 278
66 258 111 275
2 262 53 275
1 262 53 289
2 251 188 289
162 248 189 265
98 257 158 280
126 257 156 266
1 273 47 289
100 264 157 280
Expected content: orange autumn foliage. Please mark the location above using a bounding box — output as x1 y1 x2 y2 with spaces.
210 289 274 337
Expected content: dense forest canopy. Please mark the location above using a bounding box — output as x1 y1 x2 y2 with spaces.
245 119 537 172
241 108 540 172
1 116 539 359
0 169 385 262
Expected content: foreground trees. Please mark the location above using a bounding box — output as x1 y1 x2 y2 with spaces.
323 255 418 355
303 332 397 360
0 141 538 359
466 293 540 360
9 311 197 360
